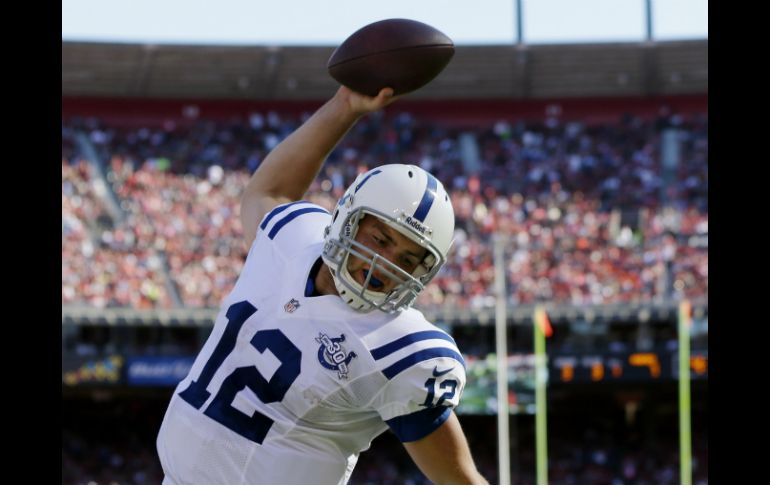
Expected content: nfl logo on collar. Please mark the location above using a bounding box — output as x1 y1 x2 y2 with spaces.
284 298 300 313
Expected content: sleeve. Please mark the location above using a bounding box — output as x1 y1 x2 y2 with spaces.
371 351 466 443
251 200 331 259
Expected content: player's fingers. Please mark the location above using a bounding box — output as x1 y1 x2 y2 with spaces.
374 87 398 107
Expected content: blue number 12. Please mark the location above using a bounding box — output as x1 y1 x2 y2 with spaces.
178 301 302 444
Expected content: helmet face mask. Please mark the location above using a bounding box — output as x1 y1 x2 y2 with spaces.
322 164 454 313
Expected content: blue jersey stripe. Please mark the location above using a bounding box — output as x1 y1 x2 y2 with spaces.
268 207 329 240
382 347 466 380
259 201 309 230
371 330 456 361
412 174 438 222
386 406 451 442
355 169 382 193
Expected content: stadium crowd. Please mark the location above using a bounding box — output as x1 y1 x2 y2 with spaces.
62 107 707 310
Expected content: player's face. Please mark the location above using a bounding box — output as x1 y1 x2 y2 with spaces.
348 215 428 293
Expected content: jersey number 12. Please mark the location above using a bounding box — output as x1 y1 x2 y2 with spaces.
178 301 302 444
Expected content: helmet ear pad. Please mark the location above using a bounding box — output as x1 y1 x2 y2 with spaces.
412 253 436 279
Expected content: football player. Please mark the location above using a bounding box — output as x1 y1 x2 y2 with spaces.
157 86 488 485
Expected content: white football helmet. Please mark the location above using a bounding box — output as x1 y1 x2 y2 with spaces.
322 164 455 313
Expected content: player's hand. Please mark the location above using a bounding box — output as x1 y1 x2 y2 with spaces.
336 85 399 116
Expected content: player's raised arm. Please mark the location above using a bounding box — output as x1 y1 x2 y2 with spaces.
403 412 489 485
240 86 397 247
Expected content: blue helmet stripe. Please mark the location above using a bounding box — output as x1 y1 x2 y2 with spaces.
371 330 457 361
412 174 438 222
268 207 329 240
355 169 382 193
382 347 466 380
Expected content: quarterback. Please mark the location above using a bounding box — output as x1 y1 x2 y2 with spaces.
157 86 488 485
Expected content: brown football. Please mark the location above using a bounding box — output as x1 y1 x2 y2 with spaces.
327 19 454 97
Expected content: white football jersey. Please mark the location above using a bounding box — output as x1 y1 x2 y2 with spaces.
157 201 466 485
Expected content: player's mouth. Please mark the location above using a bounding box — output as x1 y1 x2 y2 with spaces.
362 270 385 291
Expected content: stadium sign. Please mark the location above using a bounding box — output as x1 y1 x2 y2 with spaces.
126 356 195 386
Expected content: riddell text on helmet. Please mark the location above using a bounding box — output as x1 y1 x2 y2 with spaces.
404 216 431 236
